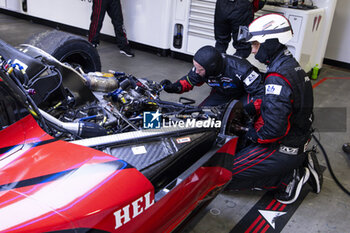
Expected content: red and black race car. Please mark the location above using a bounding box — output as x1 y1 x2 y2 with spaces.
0 32 245 233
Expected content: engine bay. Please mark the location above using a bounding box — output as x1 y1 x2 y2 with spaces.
0 41 247 143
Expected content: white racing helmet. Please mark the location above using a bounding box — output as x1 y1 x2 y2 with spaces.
238 13 293 44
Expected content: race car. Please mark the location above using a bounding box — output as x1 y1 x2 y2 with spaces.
0 33 246 232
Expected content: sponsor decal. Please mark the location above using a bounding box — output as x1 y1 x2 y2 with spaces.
208 82 221 87
207 79 220 87
265 84 282 95
222 82 236 89
230 189 310 232
262 20 274 30
221 77 233 82
176 137 191 144
12 59 28 72
132 146 147 155
258 210 286 229
279 145 299 155
244 71 259 86
295 66 302 71
114 192 154 229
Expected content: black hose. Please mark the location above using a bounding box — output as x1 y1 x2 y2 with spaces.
312 134 350 196
9 72 51 133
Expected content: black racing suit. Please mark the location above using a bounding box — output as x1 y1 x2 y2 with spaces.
88 0 129 49
225 48 314 190
174 54 264 106
214 0 254 57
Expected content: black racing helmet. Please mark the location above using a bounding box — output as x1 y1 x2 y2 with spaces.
193 46 224 77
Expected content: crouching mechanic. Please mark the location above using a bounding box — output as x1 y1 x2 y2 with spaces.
161 45 264 107
223 13 323 204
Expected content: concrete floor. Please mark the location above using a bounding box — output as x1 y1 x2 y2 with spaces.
1 13 350 233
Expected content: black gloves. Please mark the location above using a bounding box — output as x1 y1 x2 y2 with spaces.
160 79 172 87
160 79 182 93
245 124 258 143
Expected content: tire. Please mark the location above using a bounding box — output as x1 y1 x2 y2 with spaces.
25 30 101 72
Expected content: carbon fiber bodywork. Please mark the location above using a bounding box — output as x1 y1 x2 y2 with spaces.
104 129 217 190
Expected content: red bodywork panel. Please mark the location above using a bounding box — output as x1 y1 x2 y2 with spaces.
0 115 235 232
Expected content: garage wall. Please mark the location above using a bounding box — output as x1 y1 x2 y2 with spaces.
325 0 350 63
0 0 348 64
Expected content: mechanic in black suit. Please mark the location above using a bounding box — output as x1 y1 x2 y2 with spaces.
161 45 264 107
214 0 265 58
88 0 134 57
225 14 322 204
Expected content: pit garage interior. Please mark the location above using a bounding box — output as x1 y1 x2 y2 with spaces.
1 0 350 232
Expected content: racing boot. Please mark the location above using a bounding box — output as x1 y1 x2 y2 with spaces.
120 46 135 57
306 148 323 193
275 167 310 204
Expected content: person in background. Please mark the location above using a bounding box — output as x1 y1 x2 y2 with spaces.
214 0 265 58
161 45 264 107
222 13 322 204
88 0 134 57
